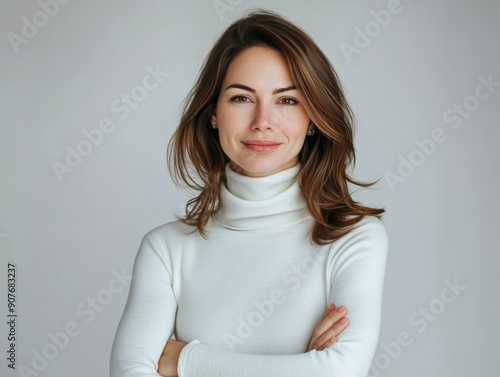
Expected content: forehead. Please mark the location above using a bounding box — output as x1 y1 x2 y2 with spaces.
222 46 294 88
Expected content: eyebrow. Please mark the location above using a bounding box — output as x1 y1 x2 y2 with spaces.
224 83 297 94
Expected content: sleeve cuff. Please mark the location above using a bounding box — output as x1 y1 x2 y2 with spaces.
177 339 201 377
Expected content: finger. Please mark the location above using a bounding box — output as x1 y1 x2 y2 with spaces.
320 304 336 320
307 306 346 352
308 304 336 351
307 308 348 351
316 336 338 351
311 317 349 351
308 333 338 352
314 306 347 340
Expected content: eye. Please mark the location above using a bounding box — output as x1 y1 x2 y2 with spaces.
279 97 299 105
230 95 250 103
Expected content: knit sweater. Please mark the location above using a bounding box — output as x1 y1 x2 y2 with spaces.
110 163 388 377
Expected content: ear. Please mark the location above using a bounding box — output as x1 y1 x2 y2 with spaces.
307 121 314 133
209 105 217 124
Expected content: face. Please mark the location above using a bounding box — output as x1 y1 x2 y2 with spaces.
211 46 312 177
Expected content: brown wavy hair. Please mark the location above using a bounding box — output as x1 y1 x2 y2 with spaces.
167 8 385 245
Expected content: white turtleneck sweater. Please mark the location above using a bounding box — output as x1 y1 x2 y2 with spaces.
110 164 388 377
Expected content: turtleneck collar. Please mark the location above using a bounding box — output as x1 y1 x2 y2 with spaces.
213 163 310 230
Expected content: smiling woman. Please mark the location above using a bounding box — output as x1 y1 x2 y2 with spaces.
110 8 388 377
211 46 312 177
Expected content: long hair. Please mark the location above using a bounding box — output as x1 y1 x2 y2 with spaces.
167 8 385 245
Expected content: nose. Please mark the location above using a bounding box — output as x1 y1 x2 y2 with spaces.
250 102 275 132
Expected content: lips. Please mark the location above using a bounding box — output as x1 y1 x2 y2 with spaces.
242 140 281 153
243 140 280 146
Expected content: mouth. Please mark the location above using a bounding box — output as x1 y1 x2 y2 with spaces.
241 140 281 153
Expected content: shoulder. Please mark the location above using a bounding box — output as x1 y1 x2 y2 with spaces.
141 219 196 245
349 215 388 244
132 220 196 266
329 215 388 262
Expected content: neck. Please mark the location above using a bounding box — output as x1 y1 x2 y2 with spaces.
213 163 309 230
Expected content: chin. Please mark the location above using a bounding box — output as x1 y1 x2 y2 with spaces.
230 160 293 178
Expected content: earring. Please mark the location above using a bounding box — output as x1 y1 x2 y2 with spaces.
211 122 217 129
307 128 315 136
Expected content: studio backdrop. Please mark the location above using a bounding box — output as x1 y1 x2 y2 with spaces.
1 0 499 376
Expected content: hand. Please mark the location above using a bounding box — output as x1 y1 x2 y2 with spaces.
306 303 349 352
158 339 188 377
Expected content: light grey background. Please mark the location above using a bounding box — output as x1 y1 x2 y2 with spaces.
1 0 499 376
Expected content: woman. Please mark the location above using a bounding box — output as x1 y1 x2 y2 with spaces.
110 9 388 377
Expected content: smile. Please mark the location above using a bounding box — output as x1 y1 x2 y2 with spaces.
241 140 281 153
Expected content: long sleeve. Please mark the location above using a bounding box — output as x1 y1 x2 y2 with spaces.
110 231 177 376
177 217 389 377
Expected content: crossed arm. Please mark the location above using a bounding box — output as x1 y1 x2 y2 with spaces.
110 217 388 377
158 303 351 376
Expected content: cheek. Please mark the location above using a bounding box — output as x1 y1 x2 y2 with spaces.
220 112 251 129
217 113 249 142
283 122 309 142
217 128 240 159
287 129 309 153
281 111 309 131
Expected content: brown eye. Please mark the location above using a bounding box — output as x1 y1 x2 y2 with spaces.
279 97 299 105
230 96 250 102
